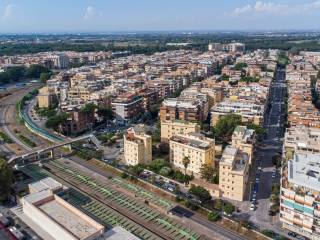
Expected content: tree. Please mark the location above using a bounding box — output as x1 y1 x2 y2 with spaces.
246 123 266 136
240 76 259 83
223 202 235 215
182 156 190 175
159 166 172 176
148 159 169 173
189 185 212 203
150 104 160 119
45 113 69 130
221 74 230 81
40 72 52 83
130 164 144 176
213 199 224 210
234 62 248 71
213 114 242 142
213 172 219 184
185 200 199 211
200 164 216 183
97 106 114 121
81 103 97 113
208 211 220 222
152 121 161 143
272 155 282 168
0 158 13 203
26 64 50 78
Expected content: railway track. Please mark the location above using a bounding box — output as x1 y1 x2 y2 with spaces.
43 160 208 240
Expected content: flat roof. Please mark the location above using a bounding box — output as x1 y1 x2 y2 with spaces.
288 152 320 192
38 199 99 239
29 177 63 192
104 226 140 240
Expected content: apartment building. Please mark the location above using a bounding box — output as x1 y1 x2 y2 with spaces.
61 105 95 135
232 126 255 165
112 92 143 125
67 86 91 101
138 88 159 111
284 126 320 153
50 54 69 69
161 120 200 142
280 152 320 240
169 133 215 175
211 100 264 126
208 42 245 53
160 93 209 123
37 86 57 108
124 125 152 166
219 146 249 201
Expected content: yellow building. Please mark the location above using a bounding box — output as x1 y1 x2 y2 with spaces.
219 146 249 201
161 120 200 142
37 86 56 108
231 126 255 165
67 86 91 101
169 133 215 175
124 125 152 166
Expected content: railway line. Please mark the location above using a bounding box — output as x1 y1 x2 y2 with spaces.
27 160 208 240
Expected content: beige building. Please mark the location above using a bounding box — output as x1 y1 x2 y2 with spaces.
21 178 104 240
37 86 56 108
219 146 249 201
161 120 200 142
169 133 215 175
68 86 91 101
124 125 152 166
210 100 264 126
231 126 255 164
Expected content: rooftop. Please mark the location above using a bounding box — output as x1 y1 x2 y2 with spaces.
104 226 140 240
288 152 320 192
171 134 212 150
220 146 248 172
23 190 104 240
29 177 63 193
39 199 99 239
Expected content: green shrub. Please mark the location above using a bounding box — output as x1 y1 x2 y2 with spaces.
208 211 220 222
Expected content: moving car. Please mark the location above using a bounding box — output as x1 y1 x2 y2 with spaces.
250 204 255 211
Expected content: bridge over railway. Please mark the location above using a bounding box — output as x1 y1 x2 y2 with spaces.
8 134 102 167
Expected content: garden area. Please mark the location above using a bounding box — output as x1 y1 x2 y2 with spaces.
127 158 194 184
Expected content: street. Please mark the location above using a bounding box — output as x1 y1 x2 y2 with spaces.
248 66 287 232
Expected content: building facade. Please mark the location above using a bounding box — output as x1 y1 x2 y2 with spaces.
231 126 255 165
160 120 200 142
169 133 215 175
124 125 152 166
112 93 143 126
219 146 249 201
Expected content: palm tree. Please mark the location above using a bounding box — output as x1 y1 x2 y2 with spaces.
182 156 190 175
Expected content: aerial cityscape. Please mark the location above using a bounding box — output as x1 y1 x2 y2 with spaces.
1 1 320 240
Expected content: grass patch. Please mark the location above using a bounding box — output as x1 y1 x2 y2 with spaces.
0 131 13 143
18 134 37 147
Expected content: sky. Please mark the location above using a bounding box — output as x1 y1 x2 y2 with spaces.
0 0 320 33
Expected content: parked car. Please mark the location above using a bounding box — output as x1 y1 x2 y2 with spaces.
287 232 297 237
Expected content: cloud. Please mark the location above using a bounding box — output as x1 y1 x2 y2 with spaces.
232 4 252 15
84 6 95 20
2 4 16 20
230 0 320 16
